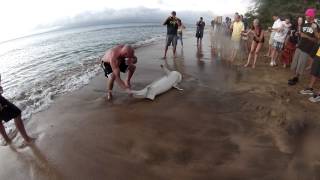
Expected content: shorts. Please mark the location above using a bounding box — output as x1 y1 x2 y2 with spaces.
231 40 240 50
291 48 310 75
272 41 284 51
0 96 21 122
311 56 320 78
196 31 204 39
166 34 178 47
101 61 128 78
269 32 275 45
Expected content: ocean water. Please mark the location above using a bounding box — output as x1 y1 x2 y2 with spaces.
0 23 168 122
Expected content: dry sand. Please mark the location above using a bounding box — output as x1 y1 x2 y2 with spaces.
1 33 320 180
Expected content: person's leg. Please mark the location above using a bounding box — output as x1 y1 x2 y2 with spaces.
290 48 301 78
270 46 277 66
273 49 280 66
245 41 256 67
107 74 116 100
164 46 168 58
230 41 239 63
231 49 237 63
308 75 317 88
0 121 10 144
180 34 183 46
173 35 177 57
126 65 136 88
252 43 263 68
163 35 170 58
14 115 32 142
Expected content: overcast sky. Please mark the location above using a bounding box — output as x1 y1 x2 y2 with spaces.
0 0 252 42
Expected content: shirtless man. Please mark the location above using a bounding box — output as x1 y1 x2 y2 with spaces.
100 45 137 100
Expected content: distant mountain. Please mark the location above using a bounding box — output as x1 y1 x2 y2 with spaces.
38 7 214 29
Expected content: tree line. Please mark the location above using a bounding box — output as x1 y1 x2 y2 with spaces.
245 0 320 28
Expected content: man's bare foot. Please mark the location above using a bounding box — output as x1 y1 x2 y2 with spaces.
18 137 36 149
125 81 131 89
0 139 11 146
252 65 256 69
244 63 249 67
107 92 113 101
24 137 36 143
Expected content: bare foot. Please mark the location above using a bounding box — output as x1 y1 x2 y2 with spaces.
0 139 11 146
244 63 249 67
18 138 36 149
252 65 256 69
162 56 167 59
125 81 131 89
107 92 113 101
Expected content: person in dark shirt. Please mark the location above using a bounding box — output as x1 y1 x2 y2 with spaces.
289 9 320 86
163 11 180 58
0 74 34 145
196 17 206 46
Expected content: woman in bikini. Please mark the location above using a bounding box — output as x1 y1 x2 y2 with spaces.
243 19 265 68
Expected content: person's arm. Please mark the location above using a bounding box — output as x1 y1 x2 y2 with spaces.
259 30 265 41
241 29 251 36
312 23 320 40
300 32 316 42
163 17 169 26
109 56 129 91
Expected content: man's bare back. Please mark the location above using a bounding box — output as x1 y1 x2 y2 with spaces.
100 45 137 100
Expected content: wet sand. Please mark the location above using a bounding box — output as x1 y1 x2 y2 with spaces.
1 33 320 180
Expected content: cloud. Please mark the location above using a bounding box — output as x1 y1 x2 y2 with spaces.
39 7 214 29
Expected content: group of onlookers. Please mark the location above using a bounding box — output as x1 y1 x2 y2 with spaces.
210 9 320 103
266 8 320 103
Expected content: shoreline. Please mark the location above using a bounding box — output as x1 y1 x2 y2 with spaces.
1 33 320 180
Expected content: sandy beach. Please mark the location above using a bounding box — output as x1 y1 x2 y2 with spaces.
1 33 320 180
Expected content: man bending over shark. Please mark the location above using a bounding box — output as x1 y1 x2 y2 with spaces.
100 45 137 100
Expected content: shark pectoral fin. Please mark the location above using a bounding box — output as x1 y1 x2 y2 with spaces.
173 85 183 91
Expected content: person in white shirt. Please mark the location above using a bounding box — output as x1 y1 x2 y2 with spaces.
265 15 282 57
270 17 292 66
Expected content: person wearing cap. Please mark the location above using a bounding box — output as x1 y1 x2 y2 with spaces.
288 8 320 86
100 45 137 100
163 11 181 58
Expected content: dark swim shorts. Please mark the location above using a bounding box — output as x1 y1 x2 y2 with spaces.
101 60 128 77
0 95 21 122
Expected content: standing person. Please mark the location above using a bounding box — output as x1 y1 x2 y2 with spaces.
100 45 137 100
229 14 244 63
270 16 291 67
281 17 303 68
163 11 180 58
289 9 320 86
300 44 320 102
177 19 186 47
196 17 206 46
0 74 34 145
265 15 282 57
243 19 265 68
